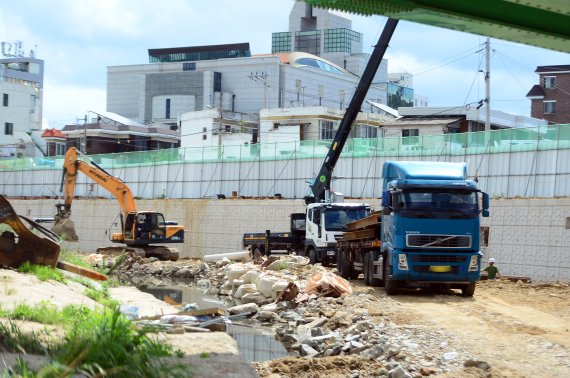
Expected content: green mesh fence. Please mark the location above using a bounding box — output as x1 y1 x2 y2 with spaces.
1 124 568 171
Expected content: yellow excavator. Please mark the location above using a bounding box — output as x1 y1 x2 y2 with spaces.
52 147 184 261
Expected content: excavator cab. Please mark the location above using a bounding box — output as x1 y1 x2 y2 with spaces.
121 211 184 246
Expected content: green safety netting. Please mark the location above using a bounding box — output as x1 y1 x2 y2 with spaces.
1 124 569 171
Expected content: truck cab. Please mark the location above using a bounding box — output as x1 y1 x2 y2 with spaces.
380 161 490 296
305 202 370 265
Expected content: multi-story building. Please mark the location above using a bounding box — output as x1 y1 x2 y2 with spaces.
0 41 44 158
107 47 388 126
526 65 570 124
272 1 386 81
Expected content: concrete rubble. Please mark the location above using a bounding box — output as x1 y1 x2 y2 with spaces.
96 252 495 377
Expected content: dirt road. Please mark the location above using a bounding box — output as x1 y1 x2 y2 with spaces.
256 278 570 378
382 280 569 377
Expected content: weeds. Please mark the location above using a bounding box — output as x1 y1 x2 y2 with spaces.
0 305 191 377
0 321 51 355
84 287 119 308
18 262 66 283
7 301 87 325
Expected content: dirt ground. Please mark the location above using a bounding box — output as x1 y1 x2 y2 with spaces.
254 279 570 378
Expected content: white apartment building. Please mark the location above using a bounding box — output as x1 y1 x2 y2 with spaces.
0 46 44 158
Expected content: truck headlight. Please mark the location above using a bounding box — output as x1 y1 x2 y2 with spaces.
468 255 479 272
398 254 409 271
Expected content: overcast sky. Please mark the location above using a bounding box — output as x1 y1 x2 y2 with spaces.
1 0 568 129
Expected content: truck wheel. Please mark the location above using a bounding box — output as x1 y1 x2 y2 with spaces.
308 248 317 265
337 248 352 279
363 252 371 286
383 260 399 295
368 251 382 287
461 282 476 297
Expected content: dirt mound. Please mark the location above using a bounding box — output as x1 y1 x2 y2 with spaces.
253 355 385 378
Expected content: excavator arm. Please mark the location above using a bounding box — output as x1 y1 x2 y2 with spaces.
57 147 137 218
53 147 137 242
53 147 184 258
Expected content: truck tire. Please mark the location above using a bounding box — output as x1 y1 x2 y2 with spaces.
383 259 399 295
337 248 352 279
461 282 476 297
368 251 382 287
363 252 371 286
308 248 317 265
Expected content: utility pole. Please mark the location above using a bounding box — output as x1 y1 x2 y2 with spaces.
485 38 491 131
79 115 87 153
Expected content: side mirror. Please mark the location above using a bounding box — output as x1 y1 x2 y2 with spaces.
381 191 391 208
481 192 490 217
482 192 489 209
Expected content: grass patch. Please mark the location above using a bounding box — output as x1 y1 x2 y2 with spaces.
18 262 66 283
84 286 120 308
1 306 191 377
7 301 87 325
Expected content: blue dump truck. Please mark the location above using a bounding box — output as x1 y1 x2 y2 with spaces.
337 161 490 296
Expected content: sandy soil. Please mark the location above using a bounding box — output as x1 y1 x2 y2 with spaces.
255 279 570 378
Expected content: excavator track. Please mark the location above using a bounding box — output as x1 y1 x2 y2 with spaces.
96 246 179 261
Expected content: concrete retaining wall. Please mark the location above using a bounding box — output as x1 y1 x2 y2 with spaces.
8 197 569 282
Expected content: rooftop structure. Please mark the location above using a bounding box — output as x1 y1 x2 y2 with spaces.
148 43 251 63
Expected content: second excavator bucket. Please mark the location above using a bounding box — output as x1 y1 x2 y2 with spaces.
0 195 61 268
52 203 79 242
52 217 79 242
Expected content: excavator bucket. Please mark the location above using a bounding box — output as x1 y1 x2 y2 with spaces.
0 195 106 281
52 217 79 242
52 202 79 242
0 195 61 268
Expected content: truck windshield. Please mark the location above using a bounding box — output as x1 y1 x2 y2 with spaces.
397 189 478 219
324 208 369 231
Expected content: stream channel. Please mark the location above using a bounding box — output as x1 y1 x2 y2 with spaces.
119 275 292 362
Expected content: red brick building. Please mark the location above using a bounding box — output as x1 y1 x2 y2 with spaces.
526 65 570 124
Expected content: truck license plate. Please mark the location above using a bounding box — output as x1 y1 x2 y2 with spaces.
327 250 335 256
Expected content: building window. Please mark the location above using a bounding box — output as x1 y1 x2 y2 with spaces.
272 32 292 53
402 128 419 145
543 76 556 89
202 134 207 140
182 62 196 71
544 101 556 114
165 99 171 119
56 143 66 156
320 120 334 140
295 30 321 55
324 28 361 53
4 122 14 135
3 93 8 107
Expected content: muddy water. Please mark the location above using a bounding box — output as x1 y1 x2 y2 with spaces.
124 278 291 362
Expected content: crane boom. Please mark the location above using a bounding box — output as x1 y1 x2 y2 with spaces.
309 18 398 202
